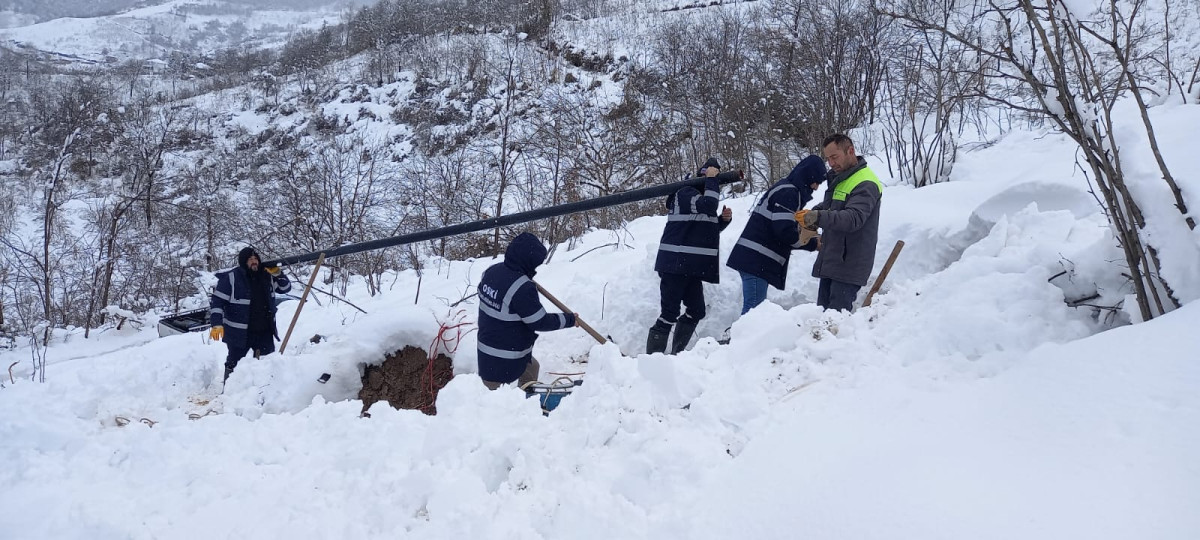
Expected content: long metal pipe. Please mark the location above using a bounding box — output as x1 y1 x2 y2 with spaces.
263 171 743 267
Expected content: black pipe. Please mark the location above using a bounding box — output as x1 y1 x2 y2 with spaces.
264 171 744 267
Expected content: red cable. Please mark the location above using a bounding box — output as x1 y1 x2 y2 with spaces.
420 309 475 412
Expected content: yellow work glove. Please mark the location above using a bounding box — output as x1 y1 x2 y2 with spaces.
265 265 281 276
795 209 820 229
209 325 224 341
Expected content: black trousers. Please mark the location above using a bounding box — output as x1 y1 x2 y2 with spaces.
654 273 706 330
816 278 861 312
225 331 276 371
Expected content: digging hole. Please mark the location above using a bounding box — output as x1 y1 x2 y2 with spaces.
359 345 454 416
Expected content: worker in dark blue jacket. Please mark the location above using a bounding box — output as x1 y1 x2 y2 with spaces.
477 232 578 389
209 247 292 381
726 155 825 314
646 157 737 354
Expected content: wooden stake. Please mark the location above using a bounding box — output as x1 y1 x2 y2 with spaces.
280 253 325 353
534 282 607 344
862 240 905 308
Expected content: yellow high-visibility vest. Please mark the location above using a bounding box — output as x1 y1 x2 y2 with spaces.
832 167 882 201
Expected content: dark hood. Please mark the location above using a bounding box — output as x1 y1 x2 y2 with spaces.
504 232 547 277
237 247 260 272
786 155 826 197
694 157 721 177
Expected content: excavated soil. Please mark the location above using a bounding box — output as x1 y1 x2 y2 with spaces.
358 345 454 416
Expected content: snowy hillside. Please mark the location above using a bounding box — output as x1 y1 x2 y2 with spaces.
0 0 364 64
2 108 1198 537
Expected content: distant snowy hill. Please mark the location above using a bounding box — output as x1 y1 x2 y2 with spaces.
0 0 369 64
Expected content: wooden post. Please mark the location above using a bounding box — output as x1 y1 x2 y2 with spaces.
280 253 325 353
533 282 606 344
862 240 905 308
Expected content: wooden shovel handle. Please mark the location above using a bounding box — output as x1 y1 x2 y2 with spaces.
533 282 607 344
280 253 325 353
862 240 905 308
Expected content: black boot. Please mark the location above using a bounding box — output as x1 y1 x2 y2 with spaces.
223 366 234 382
670 320 698 354
646 325 671 354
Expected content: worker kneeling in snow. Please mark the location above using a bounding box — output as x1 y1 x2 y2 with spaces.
477 233 578 390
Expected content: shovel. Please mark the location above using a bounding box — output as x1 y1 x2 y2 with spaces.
862 240 905 308
533 282 608 345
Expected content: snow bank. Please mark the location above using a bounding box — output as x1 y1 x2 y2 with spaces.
676 301 1200 540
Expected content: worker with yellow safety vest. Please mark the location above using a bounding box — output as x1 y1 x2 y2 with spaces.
795 134 883 312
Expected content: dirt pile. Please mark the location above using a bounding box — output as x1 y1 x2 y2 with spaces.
358 345 454 416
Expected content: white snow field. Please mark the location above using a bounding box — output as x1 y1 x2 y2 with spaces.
0 0 350 63
1 107 1198 538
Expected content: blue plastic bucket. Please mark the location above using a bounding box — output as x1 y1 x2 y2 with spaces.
524 378 583 413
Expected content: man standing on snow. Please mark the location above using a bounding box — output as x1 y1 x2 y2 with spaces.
477 232 579 390
799 134 883 312
726 155 825 315
646 157 738 355
209 247 292 382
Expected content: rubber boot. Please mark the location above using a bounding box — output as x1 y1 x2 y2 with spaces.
670 320 698 354
223 365 234 382
646 325 670 354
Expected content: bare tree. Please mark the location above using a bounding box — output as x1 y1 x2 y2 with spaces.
486 49 522 255
261 135 404 295
881 0 1190 320
519 89 582 249
403 148 496 260
0 49 23 159
82 99 181 335
0 120 79 365
877 0 988 186
753 0 888 148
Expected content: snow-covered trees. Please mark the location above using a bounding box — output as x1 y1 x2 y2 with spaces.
880 0 1194 320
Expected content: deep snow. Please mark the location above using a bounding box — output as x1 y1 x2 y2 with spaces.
2 107 1199 539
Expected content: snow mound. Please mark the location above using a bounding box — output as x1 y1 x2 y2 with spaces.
971 181 1100 226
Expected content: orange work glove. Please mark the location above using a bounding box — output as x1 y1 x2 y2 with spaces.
795 209 820 229
264 265 281 276
209 325 224 341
